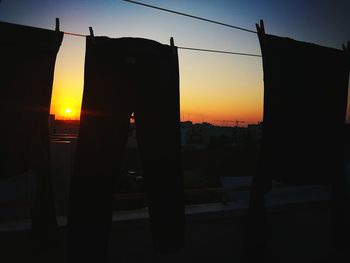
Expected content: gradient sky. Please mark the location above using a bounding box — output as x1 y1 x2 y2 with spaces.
0 0 349 124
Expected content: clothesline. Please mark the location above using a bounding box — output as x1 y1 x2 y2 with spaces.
121 0 257 34
57 1 262 57
177 46 261 57
63 31 261 58
122 1 350 52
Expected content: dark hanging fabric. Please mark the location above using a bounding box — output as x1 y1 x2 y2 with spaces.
247 33 350 261
259 34 349 186
0 22 63 246
66 37 185 262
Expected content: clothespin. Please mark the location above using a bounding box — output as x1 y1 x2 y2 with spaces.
55 18 61 42
255 19 265 36
89 26 96 44
55 18 60 32
170 37 176 55
255 19 265 45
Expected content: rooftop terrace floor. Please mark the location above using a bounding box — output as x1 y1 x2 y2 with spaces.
1 199 349 263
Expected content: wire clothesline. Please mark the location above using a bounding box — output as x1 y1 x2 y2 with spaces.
62 31 261 57
2 0 264 59
61 0 263 57
177 46 261 57
122 1 350 52
121 0 257 34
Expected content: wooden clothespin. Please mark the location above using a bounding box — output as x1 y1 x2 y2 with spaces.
255 19 265 45
170 37 176 55
89 26 96 44
55 18 60 32
55 18 61 42
255 19 265 36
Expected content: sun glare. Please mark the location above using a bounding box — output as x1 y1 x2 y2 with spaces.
63 107 73 117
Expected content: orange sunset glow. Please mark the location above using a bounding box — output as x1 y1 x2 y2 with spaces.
50 36 84 120
50 35 264 125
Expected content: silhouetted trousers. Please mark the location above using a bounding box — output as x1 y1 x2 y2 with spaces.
0 22 63 248
66 37 185 262
247 33 350 261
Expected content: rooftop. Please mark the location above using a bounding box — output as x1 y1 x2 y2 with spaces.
1 185 348 263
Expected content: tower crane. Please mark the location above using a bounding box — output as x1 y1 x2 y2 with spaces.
213 120 245 127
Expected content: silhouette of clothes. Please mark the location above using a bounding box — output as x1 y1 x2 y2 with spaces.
258 34 349 187
247 33 350 261
0 22 63 245
66 37 185 262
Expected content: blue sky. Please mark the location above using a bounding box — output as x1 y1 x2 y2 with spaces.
1 0 349 48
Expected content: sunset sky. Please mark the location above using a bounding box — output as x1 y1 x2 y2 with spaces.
0 0 349 124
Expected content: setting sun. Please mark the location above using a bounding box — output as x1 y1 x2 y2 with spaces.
63 108 75 120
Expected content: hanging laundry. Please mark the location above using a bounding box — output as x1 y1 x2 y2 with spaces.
66 36 185 262
0 21 63 245
247 31 350 262
258 34 349 186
